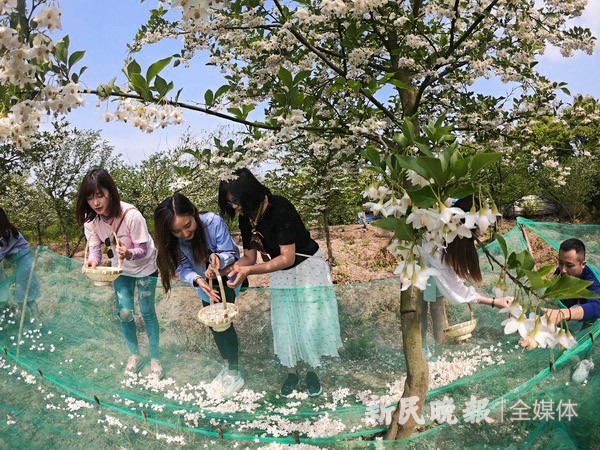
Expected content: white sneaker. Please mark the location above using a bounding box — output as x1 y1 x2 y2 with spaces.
572 359 594 383
221 373 244 397
211 366 228 385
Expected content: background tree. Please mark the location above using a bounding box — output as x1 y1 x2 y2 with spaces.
111 149 181 218
480 95 600 220
0 174 54 245
29 122 116 256
263 137 365 263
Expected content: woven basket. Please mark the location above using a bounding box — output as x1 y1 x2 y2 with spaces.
82 231 123 286
444 304 477 342
197 266 237 332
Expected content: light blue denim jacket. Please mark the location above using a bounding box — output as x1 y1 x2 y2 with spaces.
176 212 240 303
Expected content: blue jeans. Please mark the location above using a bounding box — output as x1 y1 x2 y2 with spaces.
113 272 159 359
0 248 41 305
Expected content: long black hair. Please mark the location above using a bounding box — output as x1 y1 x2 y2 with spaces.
442 196 482 283
218 168 271 221
154 193 209 292
75 168 122 225
0 207 19 242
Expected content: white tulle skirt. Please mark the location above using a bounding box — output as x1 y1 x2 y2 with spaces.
269 249 342 368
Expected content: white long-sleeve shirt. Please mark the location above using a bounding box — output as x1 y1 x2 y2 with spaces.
422 249 480 304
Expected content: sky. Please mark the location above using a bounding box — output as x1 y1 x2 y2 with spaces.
55 0 600 164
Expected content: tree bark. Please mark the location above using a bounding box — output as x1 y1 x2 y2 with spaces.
36 221 43 246
321 209 335 266
385 288 429 439
56 211 71 256
430 298 449 344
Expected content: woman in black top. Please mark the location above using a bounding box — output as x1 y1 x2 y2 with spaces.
219 168 342 397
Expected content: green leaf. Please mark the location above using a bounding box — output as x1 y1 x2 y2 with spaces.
416 157 446 185
512 250 535 271
469 152 502 177
536 264 556 278
402 118 417 142
543 275 597 300
394 155 429 179
372 217 415 242
130 73 148 91
215 84 230 99
414 141 434 157
204 89 214 107
227 107 243 118
242 104 255 117
447 184 476 199
408 185 438 208
372 217 397 231
68 50 85 68
54 36 69 64
127 59 142 76
522 270 551 290
293 70 312 85
393 217 416 242
495 233 508 260
278 67 293 88
388 79 413 91
453 158 470 179
146 56 172 82
154 75 169 97
392 133 409 148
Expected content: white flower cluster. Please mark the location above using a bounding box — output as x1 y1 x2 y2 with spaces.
362 343 508 420
169 177 192 191
100 98 184 133
0 0 17 14
155 432 186 445
500 300 577 349
32 5 62 31
321 0 348 16
166 0 224 21
0 4 84 147
276 109 305 139
364 182 499 291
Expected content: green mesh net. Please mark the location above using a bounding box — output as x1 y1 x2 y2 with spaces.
1 219 599 449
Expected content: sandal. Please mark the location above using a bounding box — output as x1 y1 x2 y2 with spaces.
150 359 163 379
124 354 142 373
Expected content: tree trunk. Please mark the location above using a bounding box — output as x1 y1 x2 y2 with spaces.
69 234 85 258
36 221 43 246
321 209 335 266
430 297 449 344
56 211 71 256
385 288 429 440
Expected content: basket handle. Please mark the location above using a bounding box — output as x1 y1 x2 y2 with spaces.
209 265 228 311
468 302 475 320
83 230 122 270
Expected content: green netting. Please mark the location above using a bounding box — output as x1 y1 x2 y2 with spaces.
1 219 599 449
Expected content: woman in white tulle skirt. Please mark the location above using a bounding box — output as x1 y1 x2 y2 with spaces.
218 168 342 397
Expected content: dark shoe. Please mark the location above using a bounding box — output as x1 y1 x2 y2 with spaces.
280 371 300 396
305 371 322 397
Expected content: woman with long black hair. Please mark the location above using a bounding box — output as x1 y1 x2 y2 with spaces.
218 168 342 397
154 193 244 397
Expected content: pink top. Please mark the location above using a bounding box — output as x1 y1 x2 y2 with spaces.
84 201 157 277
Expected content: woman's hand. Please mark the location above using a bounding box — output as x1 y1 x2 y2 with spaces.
196 276 221 302
227 265 250 288
116 239 131 261
204 254 220 279
493 296 512 309
82 260 97 272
